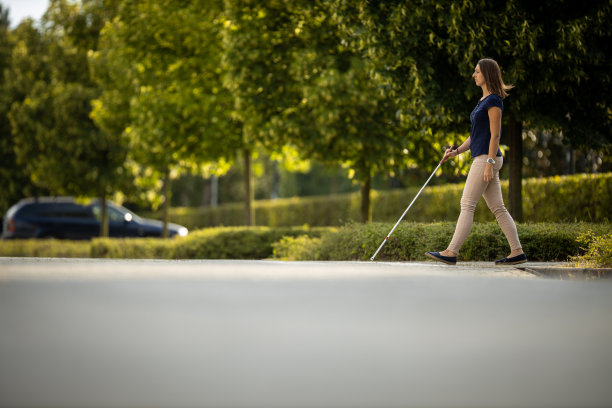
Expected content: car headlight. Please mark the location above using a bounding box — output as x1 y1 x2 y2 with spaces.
177 227 188 237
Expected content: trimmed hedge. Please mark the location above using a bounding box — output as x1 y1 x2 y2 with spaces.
0 227 329 259
2 223 609 263
152 173 612 229
272 222 612 262
90 226 331 259
89 237 173 259
155 194 359 229
0 239 91 258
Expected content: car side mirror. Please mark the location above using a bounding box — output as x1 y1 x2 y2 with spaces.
124 213 133 223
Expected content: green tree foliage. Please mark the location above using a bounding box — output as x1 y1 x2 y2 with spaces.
0 12 53 214
285 3 411 222
2 0 610 229
7 0 123 235
331 0 612 221
221 0 447 223
92 0 236 236
0 5 19 213
220 0 305 225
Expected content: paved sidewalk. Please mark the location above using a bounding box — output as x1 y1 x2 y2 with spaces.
0 257 541 280
1 258 611 408
518 264 612 280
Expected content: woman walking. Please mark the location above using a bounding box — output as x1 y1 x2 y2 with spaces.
426 58 527 265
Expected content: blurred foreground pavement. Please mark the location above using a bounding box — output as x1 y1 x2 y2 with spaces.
1 258 611 408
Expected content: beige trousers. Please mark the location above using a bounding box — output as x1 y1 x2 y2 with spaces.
447 155 522 254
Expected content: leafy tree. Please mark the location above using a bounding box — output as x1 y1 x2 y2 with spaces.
92 0 236 235
283 2 424 222
222 0 442 223
221 0 312 225
7 0 123 235
0 5 18 213
331 0 612 221
0 12 54 214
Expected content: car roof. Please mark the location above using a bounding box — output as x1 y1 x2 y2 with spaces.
18 197 79 205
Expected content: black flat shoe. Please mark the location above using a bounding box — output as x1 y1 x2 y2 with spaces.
495 253 528 265
425 251 457 265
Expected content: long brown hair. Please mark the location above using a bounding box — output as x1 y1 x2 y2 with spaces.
478 58 513 99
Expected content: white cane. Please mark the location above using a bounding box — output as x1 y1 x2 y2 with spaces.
370 147 456 261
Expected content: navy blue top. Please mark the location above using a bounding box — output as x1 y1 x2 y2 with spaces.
469 94 503 159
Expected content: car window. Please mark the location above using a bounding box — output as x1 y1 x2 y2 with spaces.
90 203 127 222
17 204 40 217
20 203 93 218
107 206 125 222
37 204 59 217
54 203 94 218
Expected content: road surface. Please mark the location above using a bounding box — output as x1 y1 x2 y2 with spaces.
1 258 611 408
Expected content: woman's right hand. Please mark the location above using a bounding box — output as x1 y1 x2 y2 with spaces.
441 146 458 163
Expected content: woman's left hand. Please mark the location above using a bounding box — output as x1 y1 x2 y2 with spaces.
483 164 494 182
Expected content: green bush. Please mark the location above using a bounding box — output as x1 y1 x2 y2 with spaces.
2 223 610 263
171 226 328 259
570 232 612 268
152 195 360 229
0 239 91 258
522 174 612 222
90 226 330 259
152 173 612 229
272 222 612 262
272 235 324 260
90 237 173 259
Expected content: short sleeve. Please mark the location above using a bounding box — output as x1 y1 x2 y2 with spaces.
485 95 503 110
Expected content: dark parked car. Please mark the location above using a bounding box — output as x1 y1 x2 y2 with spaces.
2 197 188 240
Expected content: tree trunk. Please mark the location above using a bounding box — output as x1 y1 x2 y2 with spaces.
508 116 523 222
210 175 218 206
271 161 279 199
99 191 108 237
162 170 171 238
244 148 254 226
566 147 575 175
360 175 372 223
